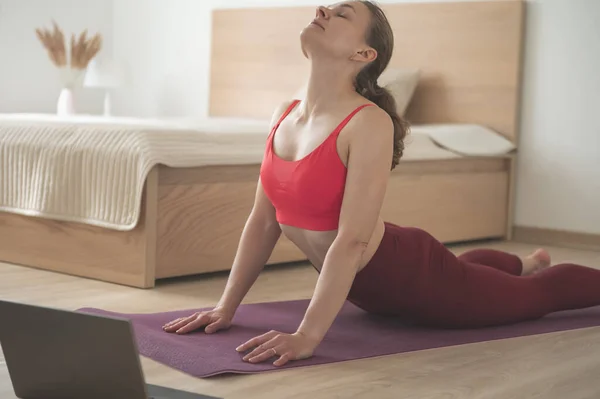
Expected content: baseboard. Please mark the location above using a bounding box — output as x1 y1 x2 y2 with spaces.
512 226 600 251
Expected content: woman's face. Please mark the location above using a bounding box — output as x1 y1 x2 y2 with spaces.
300 1 375 63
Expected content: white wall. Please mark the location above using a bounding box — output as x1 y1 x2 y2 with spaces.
111 0 211 118
111 0 488 119
0 0 114 114
111 0 322 118
514 0 600 234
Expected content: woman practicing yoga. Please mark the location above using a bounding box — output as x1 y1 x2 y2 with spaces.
164 1 600 367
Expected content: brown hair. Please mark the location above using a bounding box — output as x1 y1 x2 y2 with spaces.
355 0 409 170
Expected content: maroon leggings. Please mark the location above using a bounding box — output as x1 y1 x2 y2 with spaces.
347 222 600 328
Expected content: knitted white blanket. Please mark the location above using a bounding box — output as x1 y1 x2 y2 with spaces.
0 114 271 230
0 114 512 231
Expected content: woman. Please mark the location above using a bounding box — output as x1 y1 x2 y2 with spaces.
164 1 600 367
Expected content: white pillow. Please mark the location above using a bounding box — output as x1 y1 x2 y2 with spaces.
292 68 420 117
377 68 420 116
411 124 516 157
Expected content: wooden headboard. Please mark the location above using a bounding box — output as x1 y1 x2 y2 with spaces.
209 1 525 142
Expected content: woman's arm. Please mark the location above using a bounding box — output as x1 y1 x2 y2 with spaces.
216 179 281 313
296 106 394 343
163 102 292 334
216 101 295 314
165 178 281 334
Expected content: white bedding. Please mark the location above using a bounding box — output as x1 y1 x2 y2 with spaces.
411 124 516 157
0 114 513 231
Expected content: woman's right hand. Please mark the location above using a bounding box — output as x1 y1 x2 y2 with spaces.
162 308 234 334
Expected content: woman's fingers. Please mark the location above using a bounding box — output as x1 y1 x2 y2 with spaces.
204 319 227 334
236 331 310 366
273 352 291 367
163 315 196 332
175 313 211 334
242 344 266 362
163 316 190 329
236 330 277 353
162 317 184 330
247 344 282 364
162 311 233 334
241 340 272 362
163 317 184 327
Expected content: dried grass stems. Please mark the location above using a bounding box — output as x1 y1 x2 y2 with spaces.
35 21 102 70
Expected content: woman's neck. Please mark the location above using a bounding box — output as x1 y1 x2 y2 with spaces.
299 59 357 119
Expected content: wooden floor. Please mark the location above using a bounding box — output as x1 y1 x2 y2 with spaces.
1 240 600 398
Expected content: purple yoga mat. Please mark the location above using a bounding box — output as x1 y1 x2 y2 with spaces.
79 300 600 378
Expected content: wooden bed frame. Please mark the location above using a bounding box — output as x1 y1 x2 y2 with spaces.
0 0 525 288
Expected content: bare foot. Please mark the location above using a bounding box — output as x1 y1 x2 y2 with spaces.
521 248 551 276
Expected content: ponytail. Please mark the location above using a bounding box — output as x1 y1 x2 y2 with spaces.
357 0 410 170
355 66 409 170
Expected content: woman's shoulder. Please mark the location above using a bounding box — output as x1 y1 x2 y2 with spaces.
269 99 300 128
347 101 393 134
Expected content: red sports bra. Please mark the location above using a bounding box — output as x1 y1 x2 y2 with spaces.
260 100 374 231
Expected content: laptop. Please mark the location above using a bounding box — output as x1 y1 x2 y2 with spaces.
0 300 222 399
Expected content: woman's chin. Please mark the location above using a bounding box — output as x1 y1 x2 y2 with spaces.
300 32 326 58
300 27 318 42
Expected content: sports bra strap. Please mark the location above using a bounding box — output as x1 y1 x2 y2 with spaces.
331 104 375 137
271 99 301 133
269 101 373 139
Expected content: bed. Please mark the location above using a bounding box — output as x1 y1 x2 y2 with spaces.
0 0 524 288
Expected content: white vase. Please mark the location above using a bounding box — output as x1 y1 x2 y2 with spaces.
57 88 75 116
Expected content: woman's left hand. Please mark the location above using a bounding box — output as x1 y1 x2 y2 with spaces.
236 330 319 367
